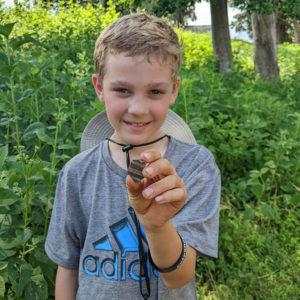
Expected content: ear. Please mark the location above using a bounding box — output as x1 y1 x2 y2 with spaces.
169 77 180 106
92 74 105 104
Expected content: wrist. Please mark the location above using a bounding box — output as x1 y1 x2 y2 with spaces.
148 231 186 273
141 219 173 235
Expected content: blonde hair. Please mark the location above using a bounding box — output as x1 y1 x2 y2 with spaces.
94 14 182 84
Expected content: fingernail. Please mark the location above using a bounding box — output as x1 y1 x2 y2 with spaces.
143 153 151 160
145 167 153 175
155 195 163 202
143 188 153 198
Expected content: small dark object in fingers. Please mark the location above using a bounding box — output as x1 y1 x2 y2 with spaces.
128 160 146 182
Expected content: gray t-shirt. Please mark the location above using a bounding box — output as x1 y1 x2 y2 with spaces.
45 137 220 300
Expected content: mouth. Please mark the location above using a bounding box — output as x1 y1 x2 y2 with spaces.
124 120 151 127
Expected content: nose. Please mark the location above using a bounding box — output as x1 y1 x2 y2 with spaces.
128 95 149 116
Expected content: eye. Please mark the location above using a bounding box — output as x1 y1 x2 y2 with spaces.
114 88 129 94
150 89 163 95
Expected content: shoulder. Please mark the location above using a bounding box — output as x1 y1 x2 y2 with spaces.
61 142 104 178
168 137 219 177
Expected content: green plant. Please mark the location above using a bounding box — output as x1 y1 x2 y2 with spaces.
0 3 118 298
0 3 299 298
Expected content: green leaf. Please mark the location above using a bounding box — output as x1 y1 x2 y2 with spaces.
7 263 19 291
260 167 269 175
0 275 5 298
0 64 14 75
260 203 275 219
17 89 37 102
23 122 53 144
77 76 91 86
0 91 9 112
0 249 16 260
0 229 32 250
0 145 8 170
251 183 264 200
0 262 8 271
0 188 20 206
0 23 16 39
22 88 37 98
290 193 300 206
243 205 255 221
25 274 48 300
17 228 32 244
15 263 33 295
9 35 38 51
14 61 32 75
58 141 76 149
0 52 8 67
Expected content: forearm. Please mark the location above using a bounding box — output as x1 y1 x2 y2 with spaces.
55 266 79 300
144 220 196 289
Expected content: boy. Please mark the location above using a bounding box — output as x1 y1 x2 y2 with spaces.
45 14 220 300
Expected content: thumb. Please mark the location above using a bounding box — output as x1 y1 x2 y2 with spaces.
126 175 143 199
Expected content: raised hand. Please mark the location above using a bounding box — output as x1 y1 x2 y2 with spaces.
126 149 187 232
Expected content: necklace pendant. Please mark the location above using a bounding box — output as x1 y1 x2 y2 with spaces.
128 160 146 182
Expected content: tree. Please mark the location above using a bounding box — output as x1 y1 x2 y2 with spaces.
293 18 300 43
150 0 197 25
230 10 252 38
233 0 300 79
277 0 300 43
251 12 279 80
210 0 234 73
231 9 293 44
276 12 293 44
233 0 280 80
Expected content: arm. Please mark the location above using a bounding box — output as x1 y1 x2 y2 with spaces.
126 150 197 289
55 266 78 300
145 220 197 289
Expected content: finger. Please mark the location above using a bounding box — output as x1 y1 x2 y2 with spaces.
155 188 187 204
126 175 144 198
140 149 162 163
143 158 176 179
142 174 184 199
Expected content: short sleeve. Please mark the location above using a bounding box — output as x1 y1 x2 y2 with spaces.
45 167 82 269
173 150 220 258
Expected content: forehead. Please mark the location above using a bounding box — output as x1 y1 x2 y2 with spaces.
104 53 173 82
106 51 172 67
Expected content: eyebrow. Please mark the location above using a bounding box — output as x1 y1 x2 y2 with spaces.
110 81 170 89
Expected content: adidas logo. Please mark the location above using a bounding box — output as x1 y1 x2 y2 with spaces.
82 208 158 281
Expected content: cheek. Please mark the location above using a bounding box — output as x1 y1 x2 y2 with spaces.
106 98 127 119
152 102 169 120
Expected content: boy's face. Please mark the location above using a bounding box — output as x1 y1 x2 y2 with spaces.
92 53 180 145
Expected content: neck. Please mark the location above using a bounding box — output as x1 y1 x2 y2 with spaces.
107 134 170 170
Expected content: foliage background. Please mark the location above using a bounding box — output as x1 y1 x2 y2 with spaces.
0 1 299 299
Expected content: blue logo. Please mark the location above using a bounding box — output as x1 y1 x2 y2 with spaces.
82 209 158 281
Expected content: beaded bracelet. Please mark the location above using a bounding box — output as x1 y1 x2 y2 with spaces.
148 232 187 273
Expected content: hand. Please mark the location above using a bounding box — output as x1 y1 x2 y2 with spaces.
126 149 187 231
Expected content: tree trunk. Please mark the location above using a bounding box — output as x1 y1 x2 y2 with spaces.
210 0 233 73
276 13 289 44
251 12 280 81
292 18 300 44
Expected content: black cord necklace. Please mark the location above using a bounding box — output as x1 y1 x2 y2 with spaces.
106 134 170 300
106 134 170 168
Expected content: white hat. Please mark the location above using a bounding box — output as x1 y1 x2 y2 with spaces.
80 109 196 152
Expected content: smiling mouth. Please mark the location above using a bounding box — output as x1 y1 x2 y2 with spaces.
124 121 151 127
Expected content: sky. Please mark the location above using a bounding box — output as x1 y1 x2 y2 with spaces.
3 0 252 41
187 2 251 42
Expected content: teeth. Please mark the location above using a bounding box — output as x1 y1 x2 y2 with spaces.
131 122 146 127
